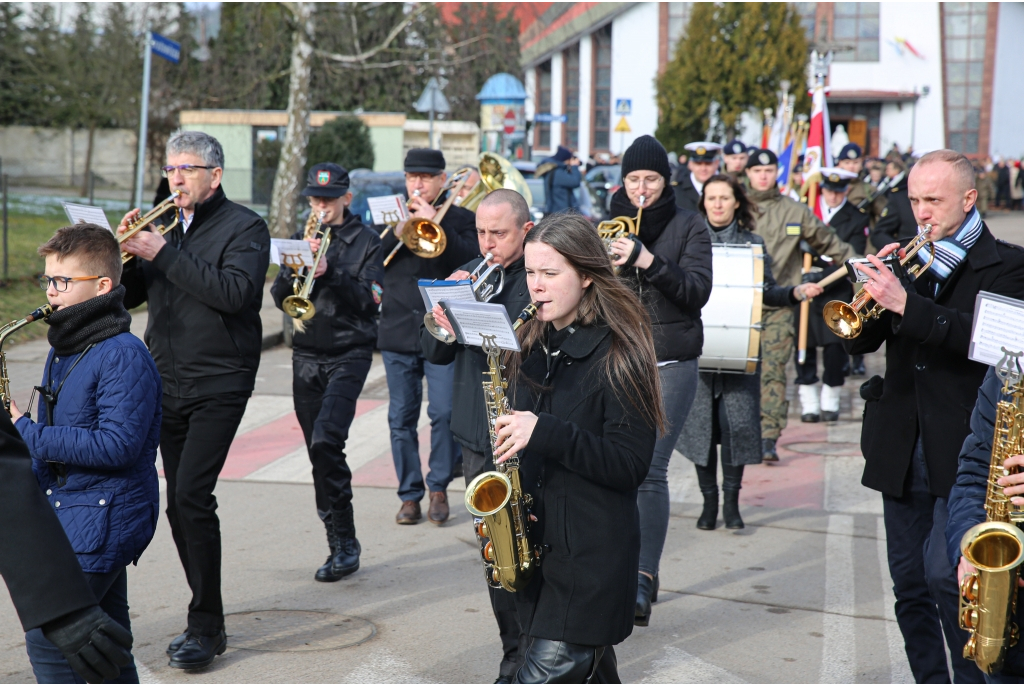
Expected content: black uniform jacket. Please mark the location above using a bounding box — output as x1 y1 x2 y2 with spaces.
871 173 916 250
511 324 657 647
0 411 96 631
420 255 531 455
123 186 271 397
377 199 478 353
670 168 701 212
271 210 384 356
619 199 713 362
810 202 870 346
848 225 1024 497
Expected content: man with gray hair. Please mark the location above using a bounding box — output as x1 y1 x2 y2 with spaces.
847 149 1024 682
117 130 271 670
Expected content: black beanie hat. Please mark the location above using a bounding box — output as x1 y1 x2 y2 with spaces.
621 135 672 181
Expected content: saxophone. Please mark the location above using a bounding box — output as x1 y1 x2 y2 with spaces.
1 304 54 415
464 304 539 592
959 347 1024 674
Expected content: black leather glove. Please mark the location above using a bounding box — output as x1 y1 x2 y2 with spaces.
42 606 133 683
801 269 826 284
618 234 644 270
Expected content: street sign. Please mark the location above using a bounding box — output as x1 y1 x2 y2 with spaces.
615 99 632 116
534 113 568 123
614 116 631 133
414 78 451 114
503 110 516 135
151 32 180 64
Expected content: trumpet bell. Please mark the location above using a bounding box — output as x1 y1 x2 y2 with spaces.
403 219 447 258
823 301 862 339
283 295 316 321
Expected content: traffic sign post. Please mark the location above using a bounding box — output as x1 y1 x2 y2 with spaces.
135 30 180 209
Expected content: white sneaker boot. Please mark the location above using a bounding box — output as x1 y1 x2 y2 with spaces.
799 384 821 423
821 384 842 422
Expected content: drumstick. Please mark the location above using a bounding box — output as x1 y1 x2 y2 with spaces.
815 267 850 289
797 252 812 365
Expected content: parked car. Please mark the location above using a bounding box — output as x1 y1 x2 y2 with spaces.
348 169 408 226
584 165 621 220
525 177 596 224
513 160 537 179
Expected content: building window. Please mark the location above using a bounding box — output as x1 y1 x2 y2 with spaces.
666 3 692 59
942 3 988 155
536 60 552 150
832 2 879 62
793 3 817 43
592 25 612 151
563 45 579 149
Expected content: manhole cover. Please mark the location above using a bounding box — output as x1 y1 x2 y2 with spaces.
225 610 375 652
783 441 862 456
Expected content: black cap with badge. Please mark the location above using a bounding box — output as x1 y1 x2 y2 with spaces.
746 149 779 169
723 139 747 156
302 163 351 198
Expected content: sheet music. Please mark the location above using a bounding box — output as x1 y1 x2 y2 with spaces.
969 291 1024 366
368 194 409 226
443 301 520 351
418 279 476 311
62 202 112 231
270 239 315 269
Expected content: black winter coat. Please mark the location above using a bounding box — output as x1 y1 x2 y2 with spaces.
377 200 479 353
123 186 271 397
271 210 384 355
947 367 1024 676
670 168 701 212
0 411 96 631
618 198 713 362
871 173 916 250
808 201 870 347
848 225 1024 497
511 324 657 647
420 255 531 454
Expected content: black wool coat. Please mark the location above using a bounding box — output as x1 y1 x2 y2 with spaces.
510 324 657 647
848 225 1024 498
670 168 701 212
871 173 916 250
808 201 870 347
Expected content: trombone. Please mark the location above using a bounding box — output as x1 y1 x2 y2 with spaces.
383 170 472 267
423 253 507 343
119 190 182 264
822 226 937 339
282 211 331 322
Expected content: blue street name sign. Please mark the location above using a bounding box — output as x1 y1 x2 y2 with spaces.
151 32 180 64
535 113 568 123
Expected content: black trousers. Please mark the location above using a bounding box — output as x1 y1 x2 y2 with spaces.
293 350 372 521
515 639 619 684
464 446 527 679
161 391 250 636
795 343 848 387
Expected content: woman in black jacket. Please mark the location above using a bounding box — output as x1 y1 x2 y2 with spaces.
492 213 663 683
677 175 823 532
605 135 713 627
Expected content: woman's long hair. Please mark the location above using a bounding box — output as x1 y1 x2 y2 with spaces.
508 212 666 432
698 174 758 231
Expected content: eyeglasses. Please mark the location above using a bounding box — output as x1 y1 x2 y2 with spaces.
161 164 213 178
38 275 101 292
623 176 665 190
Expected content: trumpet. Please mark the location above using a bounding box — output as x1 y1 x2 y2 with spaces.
423 253 507 343
282 211 330 322
822 226 936 339
597 195 644 274
119 191 182 264
1 304 53 415
383 170 472 267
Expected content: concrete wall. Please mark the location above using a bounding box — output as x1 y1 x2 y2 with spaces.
990 2 1024 159
180 122 254 203
0 126 141 189
829 3 946 153
610 2 660 155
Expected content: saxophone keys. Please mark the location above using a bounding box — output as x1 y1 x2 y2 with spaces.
483 541 494 562
965 634 978 660
477 521 489 538
962 574 980 602
962 607 980 630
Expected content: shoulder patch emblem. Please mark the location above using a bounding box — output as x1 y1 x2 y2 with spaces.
786 223 801 236
881 207 889 217
371 281 383 305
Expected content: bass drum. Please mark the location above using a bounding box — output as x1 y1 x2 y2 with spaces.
698 244 764 374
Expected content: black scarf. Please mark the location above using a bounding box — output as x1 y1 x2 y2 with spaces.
46 285 132 356
609 188 678 244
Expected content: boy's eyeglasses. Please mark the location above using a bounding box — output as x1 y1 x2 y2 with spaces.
38 275 101 292
161 165 213 178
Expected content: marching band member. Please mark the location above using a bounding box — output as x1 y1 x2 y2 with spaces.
421 189 534 683
606 135 712 627
270 164 384 583
118 130 271 669
794 168 869 423
849 150 1024 682
677 175 822 531
495 212 663 683
671 141 722 212
744 148 858 462
379 149 478 525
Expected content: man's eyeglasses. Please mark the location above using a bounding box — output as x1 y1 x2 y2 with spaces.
38 275 101 292
161 165 213 178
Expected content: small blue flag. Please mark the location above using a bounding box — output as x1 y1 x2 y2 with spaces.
777 142 794 186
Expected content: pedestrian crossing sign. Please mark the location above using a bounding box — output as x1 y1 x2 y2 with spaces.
614 117 631 133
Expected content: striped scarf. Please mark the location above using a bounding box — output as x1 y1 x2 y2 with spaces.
917 208 982 281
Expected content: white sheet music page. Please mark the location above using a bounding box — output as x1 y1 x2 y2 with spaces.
418 279 476 311
368 195 409 226
969 291 1024 366
62 202 112 231
443 301 520 351
270 239 315 268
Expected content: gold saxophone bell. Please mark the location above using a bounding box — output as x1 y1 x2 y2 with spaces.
1 304 53 415
822 225 937 339
119 191 183 264
283 211 331 324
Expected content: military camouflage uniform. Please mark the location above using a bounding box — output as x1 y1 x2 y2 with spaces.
976 168 995 217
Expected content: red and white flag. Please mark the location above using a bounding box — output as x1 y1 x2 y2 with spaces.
804 84 832 218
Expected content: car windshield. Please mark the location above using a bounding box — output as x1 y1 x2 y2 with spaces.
348 170 407 226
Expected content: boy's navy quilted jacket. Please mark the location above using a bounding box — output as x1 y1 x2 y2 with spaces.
15 331 161 574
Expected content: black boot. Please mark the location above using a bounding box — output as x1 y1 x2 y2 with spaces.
314 515 339 582
697 490 718 530
723 489 744 529
634 573 656 626
325 505 361 581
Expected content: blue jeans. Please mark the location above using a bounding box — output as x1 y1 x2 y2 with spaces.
382 351 460 501
638 359 699 576
25 567 138 684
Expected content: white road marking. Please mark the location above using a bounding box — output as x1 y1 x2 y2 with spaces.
135 658 160 684
820 514 856 683
235 394 294 436
877 516 914 683
640 645 746 683
341 647 434 684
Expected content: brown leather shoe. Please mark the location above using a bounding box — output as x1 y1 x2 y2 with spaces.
428 491 449 524
396 499 421 525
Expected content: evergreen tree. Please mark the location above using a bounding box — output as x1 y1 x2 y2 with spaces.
656 2 809 152
0 4 37 125
306 116 375 172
